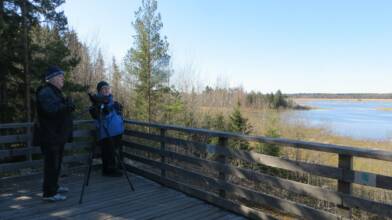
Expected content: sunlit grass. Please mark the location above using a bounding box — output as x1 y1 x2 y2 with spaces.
377 107 392 112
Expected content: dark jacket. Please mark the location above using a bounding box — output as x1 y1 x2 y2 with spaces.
35 83 73 146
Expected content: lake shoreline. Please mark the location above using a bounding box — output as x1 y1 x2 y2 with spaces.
293 98 392 103
285 99 392 141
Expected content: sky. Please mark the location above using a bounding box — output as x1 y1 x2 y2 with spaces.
62 0 392 93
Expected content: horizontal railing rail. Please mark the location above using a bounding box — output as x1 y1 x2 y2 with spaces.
0 120 95 176
123 119 392 220
124 119 392 162
2 119 392 219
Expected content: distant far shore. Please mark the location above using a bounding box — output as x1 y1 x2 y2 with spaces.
288 93 392 100
293 98 392 103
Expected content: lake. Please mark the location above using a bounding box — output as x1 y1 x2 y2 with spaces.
283 99 392 141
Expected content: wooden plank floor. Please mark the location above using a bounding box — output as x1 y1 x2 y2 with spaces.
0 172 246 220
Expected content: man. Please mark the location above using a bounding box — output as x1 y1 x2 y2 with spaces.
35 66 74 201
89 81 124 177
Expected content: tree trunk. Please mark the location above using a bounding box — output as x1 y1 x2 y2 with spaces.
0 0 4 123
22 0 31 123
147 62 151 123
0 0 3 22
21 0 32 160
147 33 152 123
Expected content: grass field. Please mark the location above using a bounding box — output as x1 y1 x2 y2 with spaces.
377 107 392 112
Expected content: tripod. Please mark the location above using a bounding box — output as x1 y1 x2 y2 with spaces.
79 104 135 204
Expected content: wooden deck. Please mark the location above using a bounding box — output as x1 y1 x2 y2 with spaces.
3 121 392 219
0 171 245 220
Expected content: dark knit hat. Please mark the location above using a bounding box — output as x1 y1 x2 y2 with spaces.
97 81 110 92
45 66 64 81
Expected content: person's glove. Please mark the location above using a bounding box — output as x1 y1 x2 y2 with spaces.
64 97 75 112
89 106 99 119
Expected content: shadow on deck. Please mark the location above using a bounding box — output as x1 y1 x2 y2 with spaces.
0 171 245 220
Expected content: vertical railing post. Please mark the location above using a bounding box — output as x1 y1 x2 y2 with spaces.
26 123 32 161
216 136 228 198
338 154 353 217
160 128 166 178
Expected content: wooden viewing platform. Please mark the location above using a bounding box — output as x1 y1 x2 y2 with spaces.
1 120 392 219
0 171 244 220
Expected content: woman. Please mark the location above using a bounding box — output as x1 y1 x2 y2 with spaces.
89 81 124 177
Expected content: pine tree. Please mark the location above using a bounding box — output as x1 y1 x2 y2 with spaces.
0 0 74 122
273 90 287 109
256 110 281 156
213 113 226 131
66 30 93 88
125 0 171 122
92 50 106 86
228 102 252 150
110 57 122 97
159 87 184 124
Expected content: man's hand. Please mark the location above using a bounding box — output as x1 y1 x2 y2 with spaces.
65 97 75 112
89 106 99 119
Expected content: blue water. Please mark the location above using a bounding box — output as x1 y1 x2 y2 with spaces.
283 100 392 140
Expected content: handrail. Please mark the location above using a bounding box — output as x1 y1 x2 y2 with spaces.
124 119 392 162
0 120 95 176
2 119 392 219
123 119 392 219
0 120 94 129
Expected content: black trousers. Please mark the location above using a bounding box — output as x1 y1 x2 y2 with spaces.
41 144 64 197
99 135 122 173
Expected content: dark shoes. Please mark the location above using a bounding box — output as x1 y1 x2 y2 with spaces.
102 169 123 177
42 186 69 202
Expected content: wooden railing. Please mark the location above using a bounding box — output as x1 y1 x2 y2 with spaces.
0 120 94 176
122 119 392 220
1 119 392 219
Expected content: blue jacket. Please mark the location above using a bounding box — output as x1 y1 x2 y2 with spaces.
92 95 124 140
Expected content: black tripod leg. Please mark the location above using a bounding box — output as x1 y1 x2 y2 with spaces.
114 149 135 191
86 154 93 186
79 144 95 204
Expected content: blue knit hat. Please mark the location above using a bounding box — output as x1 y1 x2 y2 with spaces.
45 66 64 81
97 81 110 92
